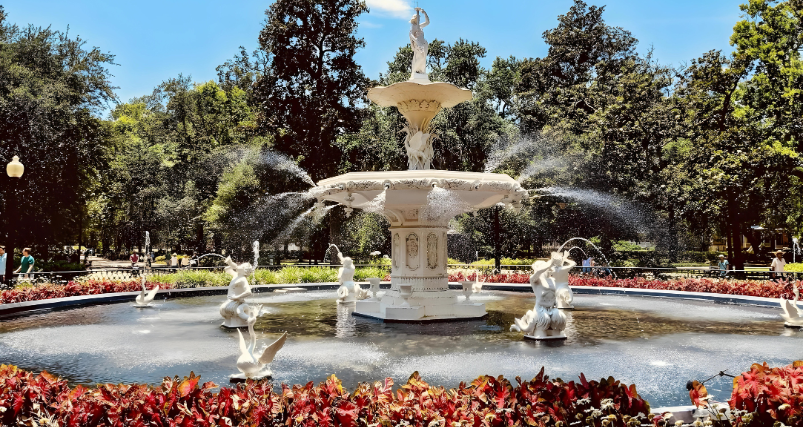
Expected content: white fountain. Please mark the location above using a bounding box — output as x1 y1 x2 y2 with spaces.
310 9 527 322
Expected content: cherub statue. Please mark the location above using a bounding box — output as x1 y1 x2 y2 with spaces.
336 249 369 304
510 252 567 340
220 256 260 328
551 251 576 309
409 8 430 78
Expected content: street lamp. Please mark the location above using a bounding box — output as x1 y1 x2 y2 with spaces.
7 156 24 178
6 156 24 285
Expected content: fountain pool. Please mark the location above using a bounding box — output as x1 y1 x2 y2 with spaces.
0 291 800 407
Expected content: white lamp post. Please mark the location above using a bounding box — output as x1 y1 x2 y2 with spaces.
6 156 24 285
6 156 24 178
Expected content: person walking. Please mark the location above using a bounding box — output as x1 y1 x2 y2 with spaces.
717 254 730 278
0 246 6 286
771 250 787 281
582 257 590 274
14 248 34 280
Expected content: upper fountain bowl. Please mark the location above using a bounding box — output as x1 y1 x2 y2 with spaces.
311 170 528 226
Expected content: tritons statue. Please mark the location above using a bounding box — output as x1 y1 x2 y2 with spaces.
510 252 569 340
335 249 369 304
220 257 261 328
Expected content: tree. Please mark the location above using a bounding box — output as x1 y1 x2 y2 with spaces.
0 7 116 267
254 0 369 182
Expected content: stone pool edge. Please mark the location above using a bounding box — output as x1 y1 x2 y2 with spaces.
0 282 785 317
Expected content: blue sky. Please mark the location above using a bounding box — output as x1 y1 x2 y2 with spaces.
5 0 744 109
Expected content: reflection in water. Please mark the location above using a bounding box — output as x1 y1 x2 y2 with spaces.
336 304 357 338
0 291 800 409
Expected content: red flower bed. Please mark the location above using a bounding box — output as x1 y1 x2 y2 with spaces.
569 276 797 299
0 364 650 427
0 280 171 304
445 272 798 299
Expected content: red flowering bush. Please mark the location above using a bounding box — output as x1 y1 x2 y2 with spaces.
688 361 803 427
0 365 650 427
0 280 171 304
570 276 797 299
728 361 803 427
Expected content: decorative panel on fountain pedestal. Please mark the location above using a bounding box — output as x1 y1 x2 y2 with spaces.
390 226 449 292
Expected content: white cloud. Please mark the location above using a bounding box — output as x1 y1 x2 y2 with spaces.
365 0 414 19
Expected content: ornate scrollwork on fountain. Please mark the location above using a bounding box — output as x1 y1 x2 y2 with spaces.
406 233 420 270
427 233 438 269
393 233 400 270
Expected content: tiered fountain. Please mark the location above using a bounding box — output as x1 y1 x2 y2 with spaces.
310 9 527 322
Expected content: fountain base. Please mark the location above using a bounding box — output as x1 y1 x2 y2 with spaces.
221 318 249 329
353 289 486 322
523 333 567 341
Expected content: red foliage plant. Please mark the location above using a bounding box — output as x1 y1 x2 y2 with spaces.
445 273 797 299
727 361 803 427
0 280 170 304
0 365 651 427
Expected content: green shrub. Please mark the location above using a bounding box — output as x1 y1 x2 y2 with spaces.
154 270 229 287
786 263 803 272
355 266 390 281
300 266 338 283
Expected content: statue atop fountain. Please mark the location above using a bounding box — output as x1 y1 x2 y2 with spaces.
510 253 568 340
409 8 430 81
220 256 261 328
334 247 369 304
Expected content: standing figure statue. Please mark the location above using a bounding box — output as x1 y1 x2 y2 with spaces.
552 251 576 309
336 249 369 304
220 256 261 328
409 8 430 79
510 252 567 340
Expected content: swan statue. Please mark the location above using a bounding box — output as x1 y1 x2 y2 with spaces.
231 304 287 381
781 284 803 327
134 276 159 307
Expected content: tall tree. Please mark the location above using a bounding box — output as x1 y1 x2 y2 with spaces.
0 7 116 267
254 0 369 182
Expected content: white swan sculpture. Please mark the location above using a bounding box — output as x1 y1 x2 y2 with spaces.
781 285 803 327
231 304 287 381
134 277 159 307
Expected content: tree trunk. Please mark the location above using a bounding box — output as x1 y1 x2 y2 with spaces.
728 194 744 271
494 206 501 272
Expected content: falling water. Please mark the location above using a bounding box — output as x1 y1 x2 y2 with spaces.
484 130 573 174
252 241 260 267
420 187 471 224
362 190 387 214
324 244 342 264
538 187 652 234
516 157 569 183
793 237 800 264
271 204 335 246
558 237 616 278
273 206 316 244
260 151 316 187
566 246 587 259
